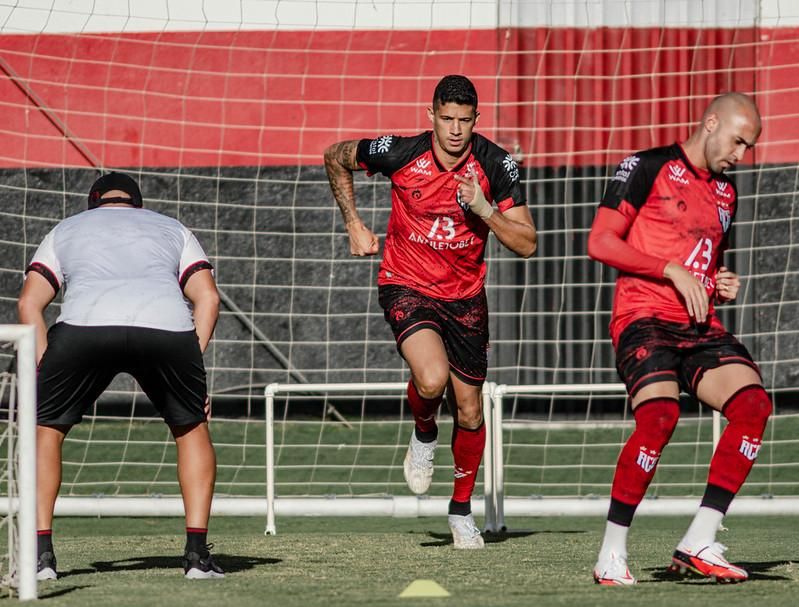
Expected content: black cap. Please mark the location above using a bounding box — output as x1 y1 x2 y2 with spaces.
88 172 143 209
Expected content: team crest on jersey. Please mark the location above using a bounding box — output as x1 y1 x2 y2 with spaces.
612 155 639 183
636 446 659 473
502 154 519 182
739 435 761 461
667 163 689 184
368 135 393 155
717 198 732 233
715 180 733 199
717 207 731 232
456 189 469 212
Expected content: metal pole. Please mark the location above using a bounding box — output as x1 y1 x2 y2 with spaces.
264 384 277 535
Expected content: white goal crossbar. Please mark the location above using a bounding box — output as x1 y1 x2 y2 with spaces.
0 325 38 601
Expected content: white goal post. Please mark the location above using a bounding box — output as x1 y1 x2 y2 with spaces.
489 383 799 528
0 324 38 601
262 380 799 535
263 382 498 535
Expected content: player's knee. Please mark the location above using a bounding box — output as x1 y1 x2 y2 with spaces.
633 398 680 441
724 385 772 429
413 374 448 399
452 396 483 428
456 408 483 429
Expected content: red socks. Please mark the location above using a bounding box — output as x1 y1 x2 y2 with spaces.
451 423 486 503
610 398 680 509
708 384 772 494
407 380 441 435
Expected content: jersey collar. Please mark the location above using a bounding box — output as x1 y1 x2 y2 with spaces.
430 131 473 173
675 142 712 181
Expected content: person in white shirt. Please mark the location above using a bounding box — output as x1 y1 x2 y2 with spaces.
18 172 224 580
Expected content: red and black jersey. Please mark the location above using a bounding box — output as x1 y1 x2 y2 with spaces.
356 131 526 300
599 143 737 344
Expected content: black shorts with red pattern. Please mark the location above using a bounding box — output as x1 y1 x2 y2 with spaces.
378 284 488 386
615 318 760 398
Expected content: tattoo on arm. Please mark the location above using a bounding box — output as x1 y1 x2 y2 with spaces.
325 140 361 225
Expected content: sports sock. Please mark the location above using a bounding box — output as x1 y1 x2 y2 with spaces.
679 505 724 550
451 422 485 504
707 385 772 494
597 520 630 561
186 527 208 554
37 529 53 556
407 380 441 442
609 398 680 522
448 499 472 516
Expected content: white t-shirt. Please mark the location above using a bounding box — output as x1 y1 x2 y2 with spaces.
28 207 211 331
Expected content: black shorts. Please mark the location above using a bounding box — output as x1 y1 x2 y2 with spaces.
37 323 207 427
378 285 488 386
615 318 760 398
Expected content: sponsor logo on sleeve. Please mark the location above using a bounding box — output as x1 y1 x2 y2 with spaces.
369 135 394 155
502 154 519 182
611 155 639 183
667 163 689 184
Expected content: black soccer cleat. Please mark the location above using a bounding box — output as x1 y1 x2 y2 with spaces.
37 551 58 581
183 543 224 579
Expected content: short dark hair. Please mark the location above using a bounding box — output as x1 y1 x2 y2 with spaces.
432 75 478 110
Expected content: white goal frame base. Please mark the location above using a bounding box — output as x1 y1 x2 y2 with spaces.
1 495 793 520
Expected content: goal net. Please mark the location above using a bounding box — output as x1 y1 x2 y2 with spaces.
0 0 798 526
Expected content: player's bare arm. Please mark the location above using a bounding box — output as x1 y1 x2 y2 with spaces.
17 271 56 363
183 268 220 353
483 205 537 258
324 139 379 256
453 173 536 258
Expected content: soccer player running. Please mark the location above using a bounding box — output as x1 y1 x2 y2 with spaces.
18 172 224 580
324 75 536 548
588 93 770 584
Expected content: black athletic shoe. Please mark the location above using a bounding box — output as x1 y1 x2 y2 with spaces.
183 543 224 579
37 551 57 581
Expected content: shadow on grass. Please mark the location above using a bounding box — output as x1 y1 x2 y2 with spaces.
420 528 585 548
55 554 280 577
644 559 792 583
38 584 92 599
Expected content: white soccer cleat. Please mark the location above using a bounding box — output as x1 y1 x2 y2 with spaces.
670 542 748 583
403 433 437 495
448 513 485 549
593 552 637 585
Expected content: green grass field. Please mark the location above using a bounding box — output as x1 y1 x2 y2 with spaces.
3 515 797 605
3 412 798 603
